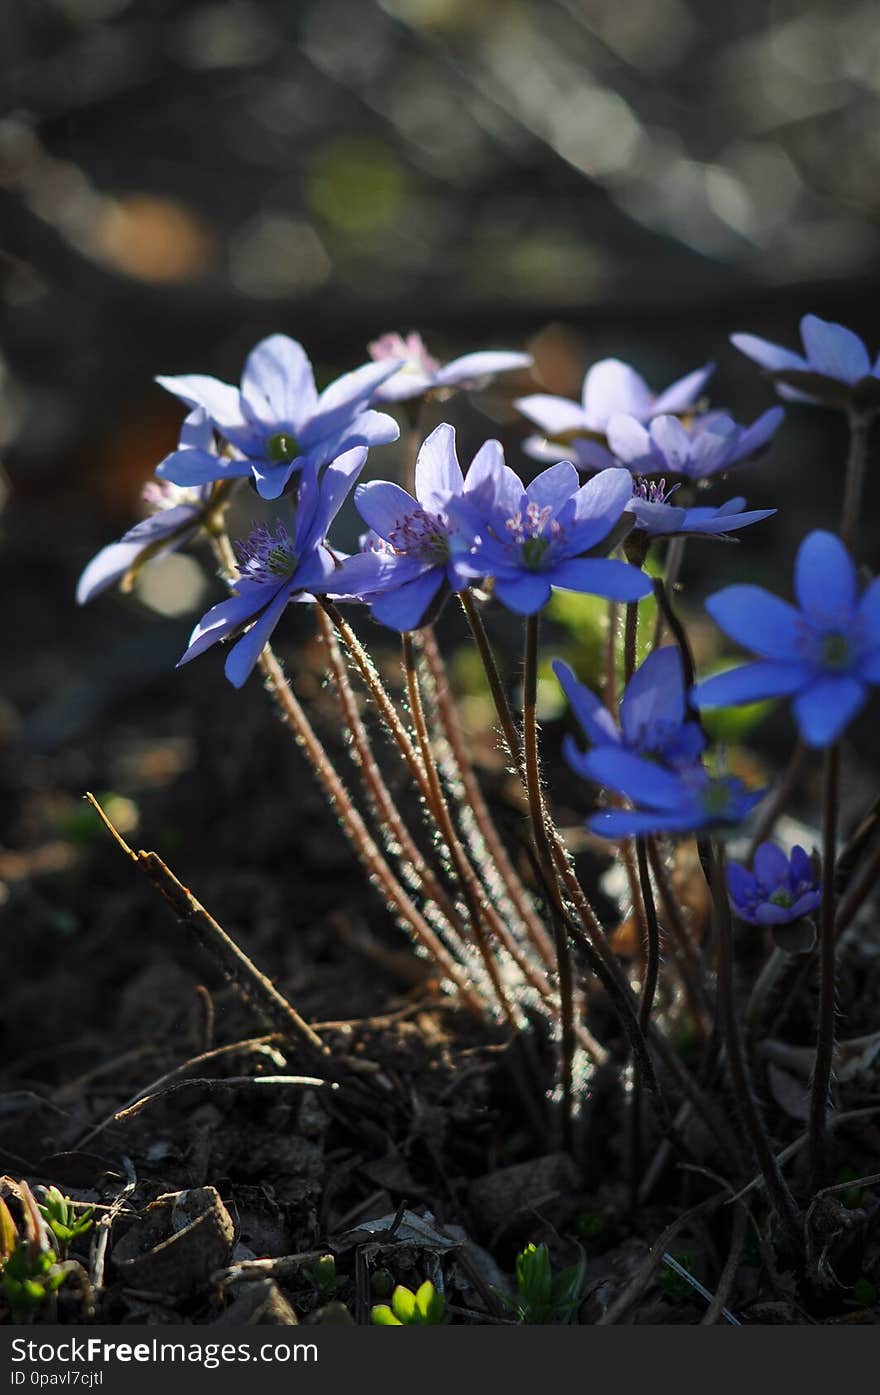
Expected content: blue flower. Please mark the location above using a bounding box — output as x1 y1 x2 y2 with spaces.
450 456 652 615
178 446 367 687
332 424 493 632
580 750 763 839
731 314 880 411
727 843 821 927
516 357 714 471
156 335 401 501
554 646 706 771
368 331 532 403
626 479 776 539
693 529 880 748
606 407 784 482
77 409 219 604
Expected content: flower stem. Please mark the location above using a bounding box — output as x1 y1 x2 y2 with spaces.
840 408 874 551
459 590 522 765
635 838 660 1032
710 841 802 1251
809 743 840 1190
523 613 575 1139
402 633 519 1030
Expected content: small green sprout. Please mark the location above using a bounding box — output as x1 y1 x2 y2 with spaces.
313 1253 338 1299
0 1198 69 1316
371 1280 446 1326
512 1242 586 1325
37 1188 95 1254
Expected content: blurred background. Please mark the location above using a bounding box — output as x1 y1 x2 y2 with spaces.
4 0 880 1065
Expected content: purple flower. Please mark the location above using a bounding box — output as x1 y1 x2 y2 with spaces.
451 457 652 615
77 409 219 604
693 530 880 748
626 479 776 539
606 407 784 482
178 446 367 687
731 315 880 411
581 749 764 839
555 645 706 771
332 424 492 632
368 331 532 404
727 842 821 927
516 357 714 471
156 334 401 501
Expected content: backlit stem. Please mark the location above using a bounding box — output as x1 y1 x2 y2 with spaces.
840 408 874 551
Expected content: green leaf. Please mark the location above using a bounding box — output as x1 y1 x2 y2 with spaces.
390 1285 416 1324
371 1304 403 1326
414 1280 445 1324
0 1199 17 1262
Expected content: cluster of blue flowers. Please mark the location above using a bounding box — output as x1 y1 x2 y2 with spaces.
78 314 878 925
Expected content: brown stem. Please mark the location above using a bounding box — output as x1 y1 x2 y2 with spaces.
419 625 555 968
208 534 484 1014
402 633 519 1029
459 590 522 765
523 613 575 1138
809 744 840 1190
710 842 802 1251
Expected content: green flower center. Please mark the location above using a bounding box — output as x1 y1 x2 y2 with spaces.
770 888 794 908
521 535 551 570
821 630 852 670
266 432 300 463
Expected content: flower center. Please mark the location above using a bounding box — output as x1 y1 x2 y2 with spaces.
235 522 298 584
820 630 852 671
266 432 300 464
505 502 563 570
770 888 794 908
387 508 450 562
633 476 679 506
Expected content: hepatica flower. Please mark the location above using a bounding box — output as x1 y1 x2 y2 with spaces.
178 446 367 687
156 334 401 500
731 314 880 411
333 424 496 631
554 645 706 771
606 407 784 483
693 530 880 748
626 479 776 540
77 409 221 604
516 356 714 471
368 331 532 403
727 842 821 952
582 752 763 839
452 458 652 615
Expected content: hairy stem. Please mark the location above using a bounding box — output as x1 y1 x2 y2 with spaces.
523 614 576 1137
710 842 802 1251
402 633 518 1029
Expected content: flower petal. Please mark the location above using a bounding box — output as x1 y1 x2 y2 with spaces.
581 746 688 810
553 659 620 747
753 841 790 889
370 567 444 631
415 423 464 509
549 557 652 602
225 586 294 688
651 363 715 415
582 359 653 426
178 584 268 666
620 645 687 744
526 460 580 510
492 573 554 615
729 332 808 374
800 314 871 385
307 360 404 440
705 585 803 661
793 675 867 748
693 660 810 708
514 394 589 437
240 335 317 431
355 480 420 540
567 466 633 551
434 350 532 387
605 414 655 469
588 808 699 838
794 529 857 622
